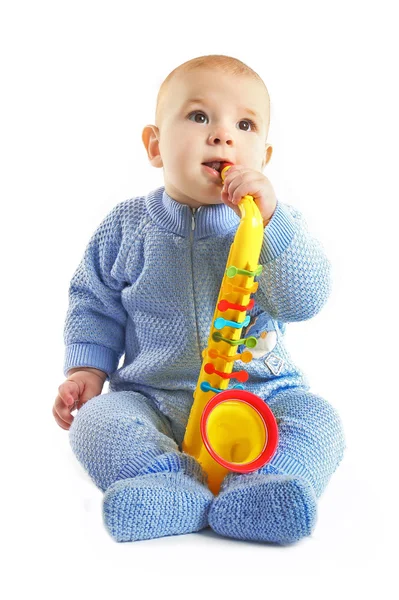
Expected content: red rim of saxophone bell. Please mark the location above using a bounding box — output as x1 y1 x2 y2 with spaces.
200 388 279 473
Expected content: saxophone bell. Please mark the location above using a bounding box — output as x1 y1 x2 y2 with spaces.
200 388 278 473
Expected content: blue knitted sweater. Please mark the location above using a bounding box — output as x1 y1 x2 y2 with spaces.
64 186 331 443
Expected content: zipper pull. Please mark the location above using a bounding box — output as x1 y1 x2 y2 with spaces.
191 208 196 230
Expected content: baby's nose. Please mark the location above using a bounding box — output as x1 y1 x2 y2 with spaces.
209 130 234 145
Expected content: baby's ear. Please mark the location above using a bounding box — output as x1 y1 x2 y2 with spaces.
142 125 163 168
263 144 273 169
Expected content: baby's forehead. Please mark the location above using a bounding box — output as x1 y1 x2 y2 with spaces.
175 76 266 108
157 68 269 127
180 68 262 91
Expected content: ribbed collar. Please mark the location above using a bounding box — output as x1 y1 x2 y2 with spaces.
145 186 240 239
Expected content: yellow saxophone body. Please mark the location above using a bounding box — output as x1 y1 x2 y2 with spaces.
182 165 279 494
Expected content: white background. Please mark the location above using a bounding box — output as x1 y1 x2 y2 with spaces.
1 1 398 598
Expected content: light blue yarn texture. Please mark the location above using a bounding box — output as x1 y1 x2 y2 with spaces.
103 471 214 543
64 186 333 445
65 185 345 543
209 471 318 544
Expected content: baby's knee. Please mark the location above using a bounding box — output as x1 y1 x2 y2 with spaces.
70 390 159 438
68 391 173 491
307 395 346 494
69 391 137 451
271 389 346 458
301 393 346 482
310 394 345 455
306 392 344 431
273 389 342 428
69 392 106 453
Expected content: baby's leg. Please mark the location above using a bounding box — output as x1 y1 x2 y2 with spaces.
209 388 345 544
266 388 346 497
69 391 213 542
69 390 178 491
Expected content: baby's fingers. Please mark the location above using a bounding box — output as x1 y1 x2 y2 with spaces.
58 380 80 407
53 380 81 430
52 401 74 430
220 189 241 218
53 393 78 429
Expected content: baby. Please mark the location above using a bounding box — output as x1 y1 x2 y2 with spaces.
53 54 345 544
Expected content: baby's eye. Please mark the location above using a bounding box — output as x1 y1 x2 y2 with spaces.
188 111 208 124
187 111 257 131
238 119 257 132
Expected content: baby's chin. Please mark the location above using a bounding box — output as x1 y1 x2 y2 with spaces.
177 186 224 208
192 194 224 207
165 174 224 207
192 180 225 205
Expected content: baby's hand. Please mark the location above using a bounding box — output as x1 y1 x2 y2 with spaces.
52 368 107 430
220 165 277 226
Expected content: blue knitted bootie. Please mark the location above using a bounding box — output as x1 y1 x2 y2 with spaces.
208 469 317 544
103 472 214 542
103 453 214 542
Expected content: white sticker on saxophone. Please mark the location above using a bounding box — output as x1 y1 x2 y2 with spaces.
241 313 285 375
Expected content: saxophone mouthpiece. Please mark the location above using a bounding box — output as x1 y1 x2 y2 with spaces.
220 162 233 182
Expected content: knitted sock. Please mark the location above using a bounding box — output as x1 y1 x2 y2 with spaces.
103 451 214 542
208 465 317 544
103 471 213 542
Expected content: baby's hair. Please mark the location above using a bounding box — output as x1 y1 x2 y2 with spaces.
155 54 270 132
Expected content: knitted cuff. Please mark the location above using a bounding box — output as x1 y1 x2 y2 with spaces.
219 453 314 493
220 463 283 493
269 452 313 481
115 448 170 481
64 343 119 379
118 451 209 486
260 200 297 264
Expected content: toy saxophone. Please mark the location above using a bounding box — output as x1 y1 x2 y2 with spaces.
182 163 279 495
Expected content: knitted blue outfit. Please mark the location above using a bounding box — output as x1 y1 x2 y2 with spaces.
65 186 345 543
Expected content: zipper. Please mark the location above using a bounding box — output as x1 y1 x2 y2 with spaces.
189 207 202 362
189 206 196 239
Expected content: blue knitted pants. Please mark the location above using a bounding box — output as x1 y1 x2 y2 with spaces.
69 388 345 542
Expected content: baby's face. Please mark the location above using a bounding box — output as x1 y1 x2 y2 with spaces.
143 68 272 208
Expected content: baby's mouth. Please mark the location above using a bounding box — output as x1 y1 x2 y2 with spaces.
202 161 223 174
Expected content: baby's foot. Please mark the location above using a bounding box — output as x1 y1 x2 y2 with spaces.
103 472 213 542
208 473 317 544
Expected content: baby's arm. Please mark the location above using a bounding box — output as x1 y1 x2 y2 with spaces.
63 202 128 376
54 203 128 429
256 201 332 322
